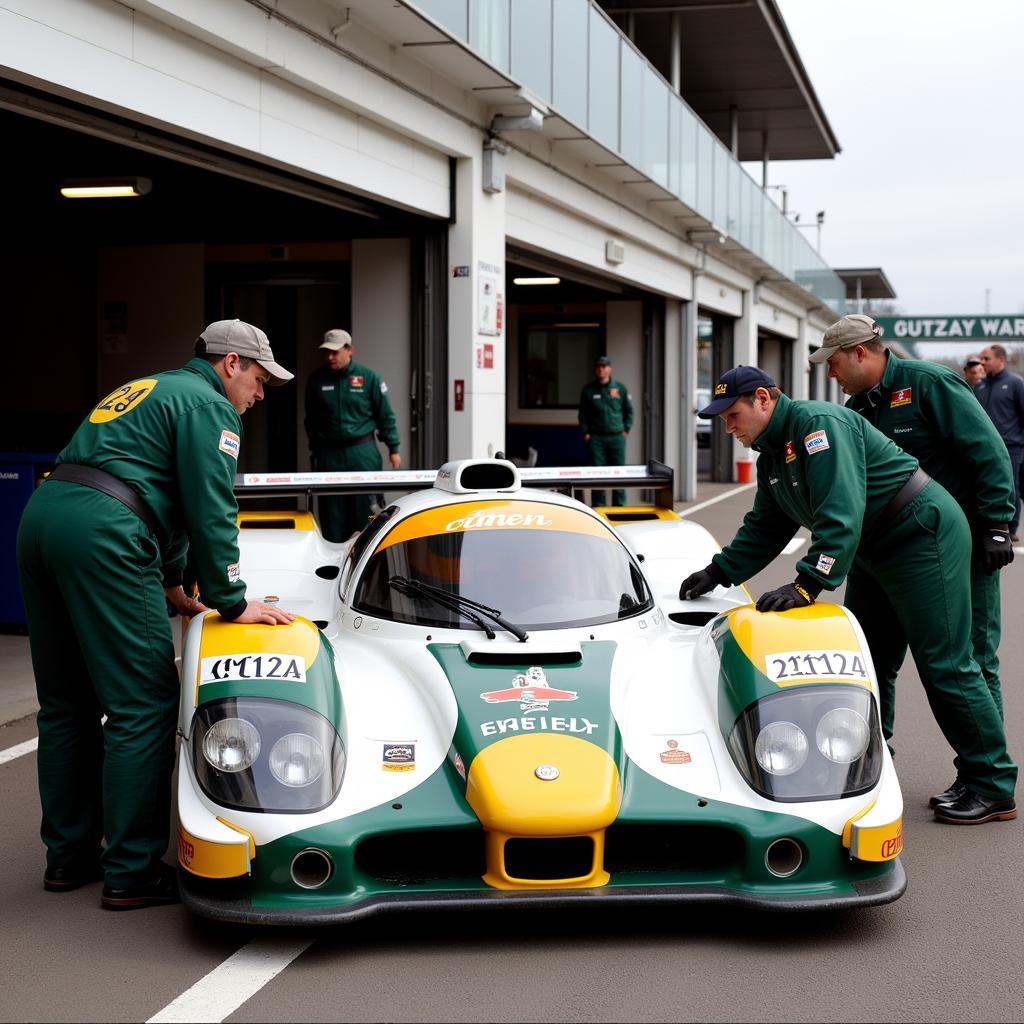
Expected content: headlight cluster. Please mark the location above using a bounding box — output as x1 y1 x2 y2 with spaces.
192 698 345 813
728 686 882 802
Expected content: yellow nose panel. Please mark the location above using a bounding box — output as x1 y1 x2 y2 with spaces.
466 734 621 836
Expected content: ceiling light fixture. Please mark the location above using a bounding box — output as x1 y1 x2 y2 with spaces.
513 276 560 286
60 177 152 199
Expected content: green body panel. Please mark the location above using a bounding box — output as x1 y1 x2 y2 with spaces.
428 641 621 767
195 632 343 729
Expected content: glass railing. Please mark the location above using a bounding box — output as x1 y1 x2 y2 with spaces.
405 0 846 313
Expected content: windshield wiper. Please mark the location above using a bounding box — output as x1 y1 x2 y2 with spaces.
389 576 529 642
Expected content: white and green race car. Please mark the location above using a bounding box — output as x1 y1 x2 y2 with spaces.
176 458 905 923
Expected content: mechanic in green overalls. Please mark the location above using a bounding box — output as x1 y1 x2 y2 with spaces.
815 313 1016 811
578 355 634 506
678 365 1017 825
304 329 401 541
16 320 295 909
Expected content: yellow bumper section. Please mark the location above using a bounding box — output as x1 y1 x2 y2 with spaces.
466 734 621 890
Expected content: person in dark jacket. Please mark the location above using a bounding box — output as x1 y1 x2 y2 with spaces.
304 329 401 541
677 365 1017 825
578 356 633 506
976 344 1024 540
816 314 1015 811
17 320 295 909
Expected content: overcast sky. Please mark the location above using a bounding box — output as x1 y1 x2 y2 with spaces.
758 0 1024 315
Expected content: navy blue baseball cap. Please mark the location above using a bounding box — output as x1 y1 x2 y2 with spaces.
698 366 777 418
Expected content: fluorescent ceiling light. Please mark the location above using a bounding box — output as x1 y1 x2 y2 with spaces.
60 177 152 199
513 276 560 286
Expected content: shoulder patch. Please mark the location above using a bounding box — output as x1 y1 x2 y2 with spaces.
804 430 830 455
816 553 836 575
218 430 241 459
380 380 388 394
890 388 912 408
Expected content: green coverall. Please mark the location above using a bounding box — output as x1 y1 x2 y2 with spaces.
578 377 634 506
845 353 1016 738
16 359 250 885
304 361 400 541
711 393 1017 802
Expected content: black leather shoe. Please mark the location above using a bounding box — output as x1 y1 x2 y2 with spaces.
43 863 104 892
929 776 967 808
933 791 1018 825
101 863 179 910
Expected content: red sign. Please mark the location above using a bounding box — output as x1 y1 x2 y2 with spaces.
454 379 465 411
483 343 494 369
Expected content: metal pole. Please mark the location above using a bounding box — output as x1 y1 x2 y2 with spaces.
761 132 769 188
670 11 682 93
730 105 739 158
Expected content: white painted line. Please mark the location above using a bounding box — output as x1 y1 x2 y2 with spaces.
677 483 756 518
147 937 313 1024
0 737 38 766
783 536 807 555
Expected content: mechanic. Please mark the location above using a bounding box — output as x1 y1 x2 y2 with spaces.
964 355 986 386
976 344 1024 541
578 355 633 506
304 329 401 541
16 319 296 910
677 365 1017 825
815 314 1016 811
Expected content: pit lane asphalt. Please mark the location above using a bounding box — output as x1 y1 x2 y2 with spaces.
1 485 1022 1023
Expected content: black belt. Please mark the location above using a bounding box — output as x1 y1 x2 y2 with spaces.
864 467 931 546
48 463 161 539
319 432 376 450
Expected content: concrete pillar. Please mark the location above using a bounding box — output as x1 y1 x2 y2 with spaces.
663 298 682 493
791 316 809 401
447 155 507 459
680 294 699 501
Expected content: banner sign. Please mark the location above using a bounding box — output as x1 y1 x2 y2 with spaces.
876 316 1024 342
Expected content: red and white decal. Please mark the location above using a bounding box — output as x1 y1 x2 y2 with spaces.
890 388 912 408
659 739 692 765
480 666 577 713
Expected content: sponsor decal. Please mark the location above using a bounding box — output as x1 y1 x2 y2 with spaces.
804 430 830 455
178 831 195 867
609 387 620 398
199 653 307 684
785 440 796 464
89 378 158 424
890 388 912 408
715 383 728 396
382 742 416 772
0 472 19 480
592 392 602 400
480 666 578 713
764 649 868 683
480 716 598 738
349 375 364 388
446 510 553 532
218 430 240 459
769 476 779 485
380 380 389 393
321 384 335 391
659 739 692 765
893 426 913 434
816 554 836 575
453 751 467 781
226 563 240 583
881 831 903 859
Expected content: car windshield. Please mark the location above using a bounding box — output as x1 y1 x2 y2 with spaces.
353 500 652 631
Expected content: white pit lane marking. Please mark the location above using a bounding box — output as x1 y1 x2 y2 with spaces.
147 937 313 1023
0 737 38 766
677 483 756 518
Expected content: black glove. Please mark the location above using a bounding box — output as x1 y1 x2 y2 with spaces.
756 575 822 613
979 524 1014 574
679 562 727 600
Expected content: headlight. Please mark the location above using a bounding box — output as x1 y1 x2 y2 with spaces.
203 717 261 773
816 707 869 764
270 733 326 787
754 721 808 776
728 686 883 802
191 698 345 812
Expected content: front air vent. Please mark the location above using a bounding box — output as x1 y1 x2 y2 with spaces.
460 462 517 490
467 651 582 667
604 824 744 874
669 611 718 627
604 511 660 522
315 565 340 579
355 829 486 885
240 518 297 529
503 837 594 880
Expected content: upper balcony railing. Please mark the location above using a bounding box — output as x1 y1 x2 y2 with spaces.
406 0 845 313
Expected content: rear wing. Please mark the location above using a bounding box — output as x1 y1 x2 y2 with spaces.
235 460 674 510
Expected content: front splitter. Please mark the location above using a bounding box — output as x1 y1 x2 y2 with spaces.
180 858 906 926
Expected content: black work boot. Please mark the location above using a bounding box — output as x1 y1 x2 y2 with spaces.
933 791 1017 825
101 862 179 910
928 776 967 808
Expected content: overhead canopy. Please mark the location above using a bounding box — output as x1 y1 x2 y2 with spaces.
598 0 840 160
834 268 898 301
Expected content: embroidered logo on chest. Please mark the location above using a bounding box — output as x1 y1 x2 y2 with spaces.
785 440 797 464
891 388 912 408
349 376 364 389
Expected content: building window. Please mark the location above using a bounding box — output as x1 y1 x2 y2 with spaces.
520 316 605 409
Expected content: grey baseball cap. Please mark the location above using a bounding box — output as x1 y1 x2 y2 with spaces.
320 329 352 351
199 320 293 385
809 314 885 364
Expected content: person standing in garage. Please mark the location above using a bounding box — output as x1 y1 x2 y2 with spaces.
817 314 1016 811
578 355 633 506
677 365 1017 825
17 320 295 910
304 329 401 541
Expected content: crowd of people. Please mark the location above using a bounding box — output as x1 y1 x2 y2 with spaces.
14 313 1019 914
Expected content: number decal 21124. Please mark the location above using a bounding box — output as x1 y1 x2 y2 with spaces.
764 649 868 684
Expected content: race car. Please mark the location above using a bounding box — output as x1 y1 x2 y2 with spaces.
175 458 905 924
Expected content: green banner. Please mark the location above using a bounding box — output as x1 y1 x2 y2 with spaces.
875 316 1024 342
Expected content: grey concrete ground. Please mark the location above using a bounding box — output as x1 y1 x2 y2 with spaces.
1 482 1021 1022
